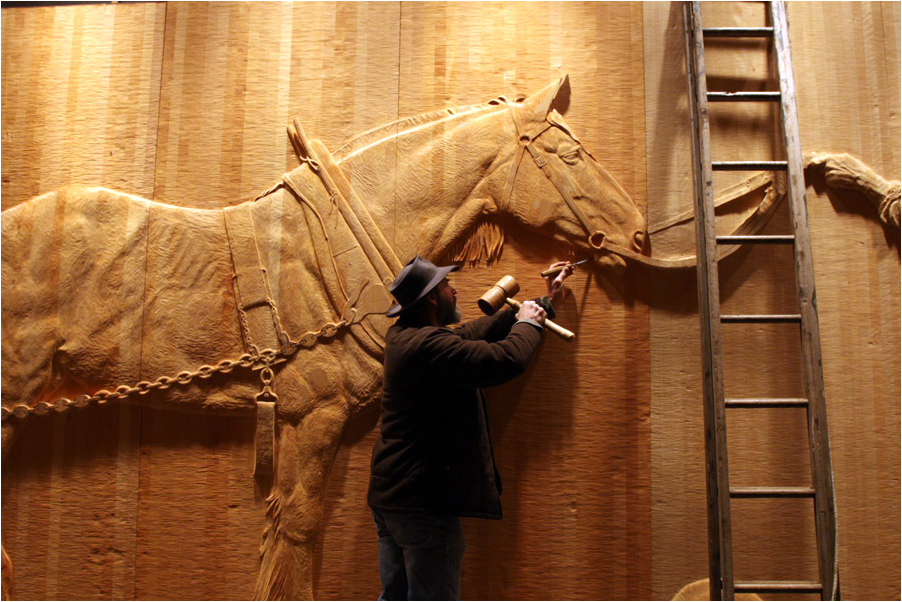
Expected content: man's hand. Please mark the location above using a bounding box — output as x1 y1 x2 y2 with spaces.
516 300 546 325
544 261 574 305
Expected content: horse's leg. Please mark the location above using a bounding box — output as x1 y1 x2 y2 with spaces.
253 364 350 601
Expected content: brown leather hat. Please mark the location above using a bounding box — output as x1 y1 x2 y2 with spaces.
386 255 460 317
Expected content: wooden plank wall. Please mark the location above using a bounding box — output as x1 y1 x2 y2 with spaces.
644 2 900 600
1 2 898 600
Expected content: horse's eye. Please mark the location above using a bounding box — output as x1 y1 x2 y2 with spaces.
560 147 581 165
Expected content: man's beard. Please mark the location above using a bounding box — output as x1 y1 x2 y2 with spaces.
437 295 462 326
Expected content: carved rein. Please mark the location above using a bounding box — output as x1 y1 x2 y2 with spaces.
498 102 788 270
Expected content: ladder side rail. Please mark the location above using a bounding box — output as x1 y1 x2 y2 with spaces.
770 3 838 599
684 2 734 599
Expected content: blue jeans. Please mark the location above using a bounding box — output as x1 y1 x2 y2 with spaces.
372 509 465 600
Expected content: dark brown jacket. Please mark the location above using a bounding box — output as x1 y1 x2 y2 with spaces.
367 306 544 518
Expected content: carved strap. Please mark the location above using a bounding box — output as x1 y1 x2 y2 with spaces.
222 204 289 484
500 104 553 214
524 141 597 240
288 118 402 279
253 364 278 479
223 204 287 355
503 102 604 248
499 141 528 215
284 119 397 356
605 172 787 269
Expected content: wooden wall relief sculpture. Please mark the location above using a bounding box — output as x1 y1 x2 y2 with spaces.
1 76 649 600
1 70 897 600
805 152 900 229
623 154 899 271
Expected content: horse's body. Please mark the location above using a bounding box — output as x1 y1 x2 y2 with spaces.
3 189 249 412
1 76 647 599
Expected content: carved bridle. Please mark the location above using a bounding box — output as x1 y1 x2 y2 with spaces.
498 104 711 270
499 103 613 255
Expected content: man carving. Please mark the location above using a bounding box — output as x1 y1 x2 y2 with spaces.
367 255 573 600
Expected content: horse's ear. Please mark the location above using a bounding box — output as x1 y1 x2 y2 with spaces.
513 74 570 136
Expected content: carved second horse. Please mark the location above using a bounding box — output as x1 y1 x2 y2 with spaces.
0 76 646 599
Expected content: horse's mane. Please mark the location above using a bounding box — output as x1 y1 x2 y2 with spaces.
331 101 504 162
438 219 505 267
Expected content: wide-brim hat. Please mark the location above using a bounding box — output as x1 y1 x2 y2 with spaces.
386 255 460 317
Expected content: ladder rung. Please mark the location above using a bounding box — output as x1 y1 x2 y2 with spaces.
703 27 774 38
721 314 801 324
687 4 839 599
726 398 808 408
707 91 781 102
716 234 795 245
735 581 823 594
730 486 816 498
712 161 788 171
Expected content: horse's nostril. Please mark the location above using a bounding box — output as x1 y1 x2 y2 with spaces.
589 231 607 249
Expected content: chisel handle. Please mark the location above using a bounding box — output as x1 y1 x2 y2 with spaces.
505 298 575 341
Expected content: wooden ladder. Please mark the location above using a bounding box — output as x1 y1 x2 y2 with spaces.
682 1 839 599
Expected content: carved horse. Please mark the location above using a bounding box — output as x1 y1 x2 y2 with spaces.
0 76 646 599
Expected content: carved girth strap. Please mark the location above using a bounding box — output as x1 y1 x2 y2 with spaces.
223 204 286 354
222 204 284 480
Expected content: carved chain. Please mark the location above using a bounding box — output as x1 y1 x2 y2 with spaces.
1 318 348 420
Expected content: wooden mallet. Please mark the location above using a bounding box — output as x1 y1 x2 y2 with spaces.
477 275 575 341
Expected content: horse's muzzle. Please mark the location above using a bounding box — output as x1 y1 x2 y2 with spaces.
590 229 645 253
589 228 647 271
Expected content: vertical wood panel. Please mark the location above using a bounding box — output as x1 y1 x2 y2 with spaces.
2 406 142 600
645 2 900 600
134 409 261 600
0 3 165 209
1 2 897 601
790 3 900 600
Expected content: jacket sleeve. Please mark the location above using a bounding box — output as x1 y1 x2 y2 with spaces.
452 297 555 343
417 319 544 389
451 306 518 342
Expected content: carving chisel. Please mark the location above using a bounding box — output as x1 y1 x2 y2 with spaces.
540 258 589 277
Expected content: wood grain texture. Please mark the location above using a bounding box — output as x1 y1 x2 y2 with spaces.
0 3 165 209
1 2 897 600
645 2 900 600
153 2 402 208
792 4 900 600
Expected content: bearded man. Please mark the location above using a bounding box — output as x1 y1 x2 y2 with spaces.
367 255 573 600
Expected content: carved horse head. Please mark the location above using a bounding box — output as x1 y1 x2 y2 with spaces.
332 76 647 270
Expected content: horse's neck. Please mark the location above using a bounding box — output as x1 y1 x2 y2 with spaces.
336 108 517 263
